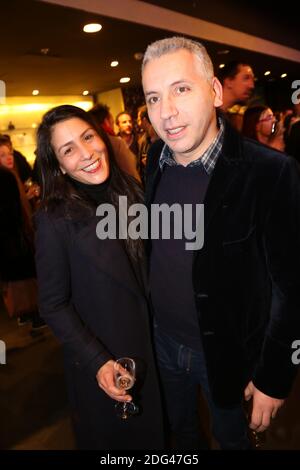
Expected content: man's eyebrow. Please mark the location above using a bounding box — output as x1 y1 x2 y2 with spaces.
144 79 190 96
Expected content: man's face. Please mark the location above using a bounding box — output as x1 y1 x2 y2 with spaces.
228 65 255 103
117 113 133 135
142 49 222 165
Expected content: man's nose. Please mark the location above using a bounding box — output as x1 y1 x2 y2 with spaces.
160 96 178 120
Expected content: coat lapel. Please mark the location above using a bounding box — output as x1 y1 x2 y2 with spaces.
72 218 143 299
203 121 244 234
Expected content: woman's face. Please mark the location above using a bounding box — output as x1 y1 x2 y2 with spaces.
256 108 276 137
0 144 14 169
51 117 110 185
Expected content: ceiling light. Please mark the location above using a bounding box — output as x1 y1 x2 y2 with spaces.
219 64 225 69
134 52 143 61
32 123 37 128
120 77 130 84
281 73 287 78
83 23 102 33
82 90 89 96
32 89 39 95
110 61 119 67
264 71 271 76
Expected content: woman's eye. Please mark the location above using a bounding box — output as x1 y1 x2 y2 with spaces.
64 147 72 156
148 96 158 105
85 133 94 141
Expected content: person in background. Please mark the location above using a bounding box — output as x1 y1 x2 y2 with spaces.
242 105 285 151
0 134 33 183
89 104 140 182
34 104 163 450
137 105 159 183
142 35 300 450
115 111 139 158
218 61 255 131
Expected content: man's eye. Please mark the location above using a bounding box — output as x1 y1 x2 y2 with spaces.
176 86 189 94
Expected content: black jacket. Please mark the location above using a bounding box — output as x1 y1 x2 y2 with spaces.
35 209 163 449
146 122 300 407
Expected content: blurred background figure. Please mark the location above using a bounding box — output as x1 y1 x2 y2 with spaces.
218 61 255 131
137 105 159 183
89 104 140 182
0 166 45 331
242 105 285 151
0 134 33 183
0 135 40 207
115 111 139 158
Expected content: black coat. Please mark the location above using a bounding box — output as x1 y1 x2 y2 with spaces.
146 121 300 407
35 209 164 449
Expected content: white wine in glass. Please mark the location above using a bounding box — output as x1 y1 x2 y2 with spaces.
114 357 139 419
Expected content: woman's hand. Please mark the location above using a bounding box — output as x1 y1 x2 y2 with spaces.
96 359 132 402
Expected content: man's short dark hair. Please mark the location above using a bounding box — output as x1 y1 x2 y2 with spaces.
88 103 110 125
218 61 250 84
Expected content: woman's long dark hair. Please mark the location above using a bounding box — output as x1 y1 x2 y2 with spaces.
242 105 268 141
36 104 144 260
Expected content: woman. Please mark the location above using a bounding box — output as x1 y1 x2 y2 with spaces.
35 105 163 450
242 105 285 151
0 141 44 329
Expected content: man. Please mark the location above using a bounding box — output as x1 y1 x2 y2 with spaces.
137 105 159 182
219 60 255 112
89 104 141 182
142 36 300 449
116 111 139 157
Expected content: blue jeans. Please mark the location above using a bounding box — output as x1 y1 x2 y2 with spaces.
154 325 250 450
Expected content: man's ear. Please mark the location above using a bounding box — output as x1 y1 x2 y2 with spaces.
212 77 223 108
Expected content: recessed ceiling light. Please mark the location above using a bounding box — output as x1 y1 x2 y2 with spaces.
32 89 39 95
219 64 225 69
111 61 119 67
264 71 271 76
134 52 144 61
83 23 102 33
281 73 287 78
217 49 230 55
32 123 37 128
120 77 130 84
82 90 89 96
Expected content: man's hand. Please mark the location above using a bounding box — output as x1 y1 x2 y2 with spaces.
96 359 132 402
244 381 284 432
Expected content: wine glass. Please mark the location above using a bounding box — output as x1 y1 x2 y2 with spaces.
114 357 139 419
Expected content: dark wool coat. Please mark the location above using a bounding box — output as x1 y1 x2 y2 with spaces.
146 121 300 407
35 210 164 449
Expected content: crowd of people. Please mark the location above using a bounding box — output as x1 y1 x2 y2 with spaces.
1 35 300 450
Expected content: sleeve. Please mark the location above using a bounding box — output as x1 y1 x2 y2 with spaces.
252 156 300 398
35 212 112 378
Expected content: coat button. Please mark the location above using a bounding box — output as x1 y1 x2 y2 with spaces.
196 293 208 298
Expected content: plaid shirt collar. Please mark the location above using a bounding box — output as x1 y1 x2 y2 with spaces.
159 116 224 175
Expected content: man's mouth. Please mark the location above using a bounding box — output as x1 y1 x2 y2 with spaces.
165 126 185 137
